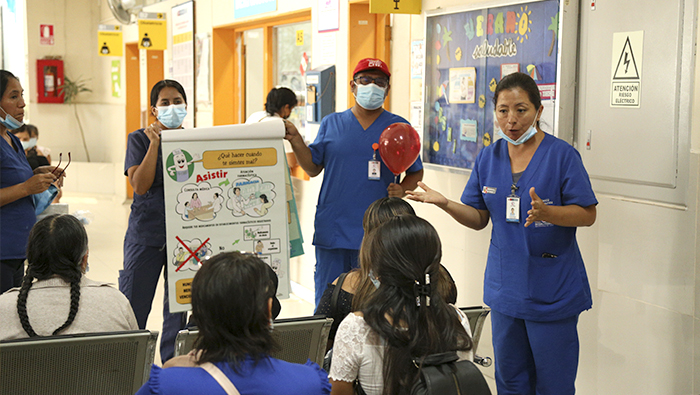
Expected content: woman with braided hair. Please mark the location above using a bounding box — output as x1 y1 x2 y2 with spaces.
0 214 137 340
329 215 474 395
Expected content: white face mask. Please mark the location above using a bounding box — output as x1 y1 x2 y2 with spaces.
0 106 23 130
354 83 386 110
21 137 37 150
156 104 187 129
495 114 539 146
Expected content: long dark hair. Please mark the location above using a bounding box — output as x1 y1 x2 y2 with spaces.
192 252 279 369
150 79 187 107
17 214 88 337
0 70 18 99
264 87 296 116
361 216 472 394
353 197 416 311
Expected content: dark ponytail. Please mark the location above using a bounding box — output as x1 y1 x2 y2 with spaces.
264 87 297 116
16 214 88 337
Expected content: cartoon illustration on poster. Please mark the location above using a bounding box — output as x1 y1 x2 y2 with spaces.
172 237 213 272
424 0 560 169
226 175 277 217
175 182 225 221
165 148 200 182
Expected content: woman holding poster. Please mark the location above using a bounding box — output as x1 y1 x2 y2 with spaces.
120 79 188 363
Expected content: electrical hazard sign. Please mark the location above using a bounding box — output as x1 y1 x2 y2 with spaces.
610 31 643 108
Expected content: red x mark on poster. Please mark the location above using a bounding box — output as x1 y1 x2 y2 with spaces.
175 236 210 272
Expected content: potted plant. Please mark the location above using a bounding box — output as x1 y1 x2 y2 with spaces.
59 76 92 162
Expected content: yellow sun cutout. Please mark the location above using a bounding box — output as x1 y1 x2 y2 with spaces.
516 6 532 43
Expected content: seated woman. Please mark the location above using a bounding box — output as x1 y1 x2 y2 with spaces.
329 215 473 395
136 252 330 395
315 197 458 349
0 214 138 340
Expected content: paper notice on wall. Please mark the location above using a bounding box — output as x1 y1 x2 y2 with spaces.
171 1 194 128
161 121 291 312
314 32 336 67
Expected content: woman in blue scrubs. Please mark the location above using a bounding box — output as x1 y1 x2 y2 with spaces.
120 80 188 363
0 70 58 294
407 72 597 395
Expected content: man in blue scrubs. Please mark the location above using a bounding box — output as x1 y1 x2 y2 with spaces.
284 58 424 307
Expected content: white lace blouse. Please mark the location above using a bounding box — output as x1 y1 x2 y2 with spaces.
328 305 474 395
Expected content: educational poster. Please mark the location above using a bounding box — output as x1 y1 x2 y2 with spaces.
162 121 290 313
424 0 560 170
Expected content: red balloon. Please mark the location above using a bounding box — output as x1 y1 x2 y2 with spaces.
378 123 421 176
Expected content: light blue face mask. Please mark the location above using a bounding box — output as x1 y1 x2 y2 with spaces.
355 83 386 111
0 106 24 130
495 116 539 146
157 104 187 129
368 269 381 289
33 184 58 215
21 137 37 150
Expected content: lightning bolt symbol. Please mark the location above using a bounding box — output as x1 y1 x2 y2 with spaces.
624 52 630 73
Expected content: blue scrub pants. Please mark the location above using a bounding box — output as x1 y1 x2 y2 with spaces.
119 241 187 363
1 258 24 294
491 310 580 395
314 247 359 307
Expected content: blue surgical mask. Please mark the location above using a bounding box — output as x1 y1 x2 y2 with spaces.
0 106 24 130
157 104 187 129
495 116 538 146
21 137 37 150
354 83 386 110
368 269 381 289
33 184 59 215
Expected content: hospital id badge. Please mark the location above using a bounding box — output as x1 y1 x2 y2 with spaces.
506 196 520 222
368 160 381 180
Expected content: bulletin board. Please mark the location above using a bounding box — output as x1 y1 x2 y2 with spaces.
422 0 578 171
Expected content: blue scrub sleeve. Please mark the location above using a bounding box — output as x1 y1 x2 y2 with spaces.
308 117 330 167
125 131 148 176
560 148 598 208
460 150 488 210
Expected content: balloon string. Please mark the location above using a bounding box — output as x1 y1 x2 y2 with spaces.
394 174 398 184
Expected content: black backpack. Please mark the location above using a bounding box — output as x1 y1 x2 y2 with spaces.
410 352 491 395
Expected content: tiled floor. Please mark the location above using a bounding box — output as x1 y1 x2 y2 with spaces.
60 192 315 365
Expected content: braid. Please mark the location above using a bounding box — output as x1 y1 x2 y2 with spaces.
52 272 81 335
16 274 38 337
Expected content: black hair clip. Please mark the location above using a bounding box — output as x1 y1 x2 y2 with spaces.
413 274 431 307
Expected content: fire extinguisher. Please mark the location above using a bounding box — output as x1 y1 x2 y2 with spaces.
44 67 55 97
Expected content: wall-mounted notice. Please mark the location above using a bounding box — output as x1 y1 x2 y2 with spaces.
171 1 195 128
424 0 560 170
138 12 167 50
162 121 291 313
610 30 643 108
98 24 123 57
318 0 339 32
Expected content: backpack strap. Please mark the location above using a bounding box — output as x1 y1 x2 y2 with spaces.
330 272 349 314
200 362 241 395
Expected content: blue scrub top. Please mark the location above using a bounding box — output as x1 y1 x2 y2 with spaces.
124 129 166 247
309 109 423 250
0 132 36 259
461 133 597 321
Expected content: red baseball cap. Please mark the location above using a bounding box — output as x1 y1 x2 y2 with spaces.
353 58 391 78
